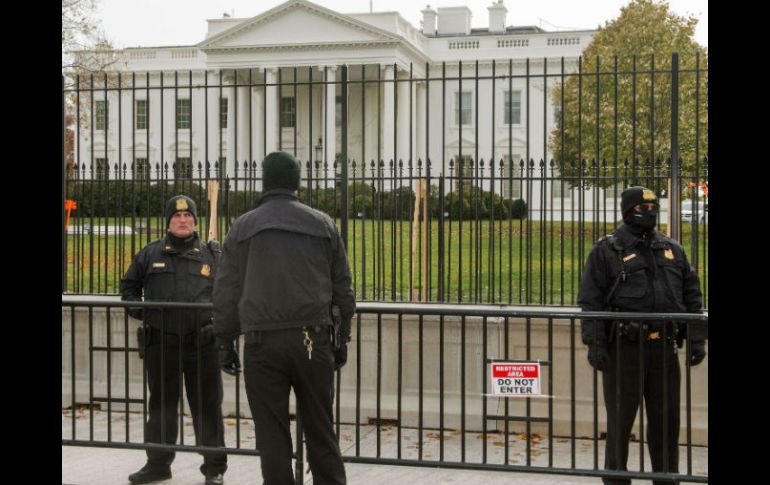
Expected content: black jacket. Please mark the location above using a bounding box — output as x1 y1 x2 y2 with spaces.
212 189 355 339
577 224 703 345
120 232 218 335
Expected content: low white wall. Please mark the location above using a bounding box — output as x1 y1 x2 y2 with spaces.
62 304 707 445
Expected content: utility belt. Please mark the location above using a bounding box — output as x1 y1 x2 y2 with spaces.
244 324 332 346
616 321 676 343
136 323 214 359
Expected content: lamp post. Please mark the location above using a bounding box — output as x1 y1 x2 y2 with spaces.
314 138 323 197
314 137 323 163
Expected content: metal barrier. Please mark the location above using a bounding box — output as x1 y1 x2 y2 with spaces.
61 296 707 483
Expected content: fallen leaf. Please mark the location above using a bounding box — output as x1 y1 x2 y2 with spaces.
492 440 505 447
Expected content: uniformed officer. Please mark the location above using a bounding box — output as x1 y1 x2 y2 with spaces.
121 195 227 485
213 151 355 485
578 186 706 485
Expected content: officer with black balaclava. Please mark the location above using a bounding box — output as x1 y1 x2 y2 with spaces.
577 186 706 485
121 195 227 485
213 151 355 485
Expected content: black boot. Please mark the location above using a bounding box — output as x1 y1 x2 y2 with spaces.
205 472 224 485
128 464 172 484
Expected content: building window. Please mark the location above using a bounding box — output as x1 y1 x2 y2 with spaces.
453 154 473 191
335 96 343 126
281 97 296 128
505 91 521 125
217 157 226 177
174 157 192 179
220 97 228 129
604 182 624 200
455 92 472 126
95 100 108 130
95 158 109 180
551 169 571 199
135 99 147 130
134 157 149 180
176 98 191 129
502 155 522 199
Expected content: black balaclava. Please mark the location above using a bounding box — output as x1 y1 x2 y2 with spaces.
620 186 659 235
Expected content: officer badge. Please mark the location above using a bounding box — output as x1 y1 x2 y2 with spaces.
176 198 189 211
201 264 211 276
664 249 674 260
642 189 657 201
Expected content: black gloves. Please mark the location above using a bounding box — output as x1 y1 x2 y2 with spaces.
587 340 610 372
689 340 706 366
127 308 144 320
333 344 347 370
217 337 241 376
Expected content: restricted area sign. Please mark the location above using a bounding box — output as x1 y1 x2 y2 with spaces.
490 362 541 396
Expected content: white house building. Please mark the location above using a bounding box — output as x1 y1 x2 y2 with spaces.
73 0 592 179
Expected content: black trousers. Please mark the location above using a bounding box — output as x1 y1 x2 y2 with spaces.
144 327 227 476
602 336 681 485
243 326 345 485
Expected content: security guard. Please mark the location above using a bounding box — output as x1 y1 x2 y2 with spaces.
121 195 227 485
213 151 355 485
578 186 706 485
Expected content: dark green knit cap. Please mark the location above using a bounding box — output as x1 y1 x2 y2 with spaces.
262 151 300 191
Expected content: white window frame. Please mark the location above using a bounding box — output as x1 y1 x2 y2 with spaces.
135 99 147 131
176 98 191 130
504 90 521 125
455 91 473 126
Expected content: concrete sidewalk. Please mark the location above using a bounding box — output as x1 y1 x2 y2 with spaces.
62 410 707 484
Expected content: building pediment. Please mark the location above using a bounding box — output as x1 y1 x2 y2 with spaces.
198 0 400 52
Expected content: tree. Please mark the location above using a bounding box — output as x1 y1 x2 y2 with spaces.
63 0 124 182
62 0 115 73
548 0 708 189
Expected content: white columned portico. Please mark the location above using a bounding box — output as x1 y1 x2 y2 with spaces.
265 68 279 154
382 64 395 163
324 66 337 165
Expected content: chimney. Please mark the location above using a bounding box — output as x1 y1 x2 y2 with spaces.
488 0 507 33
437 6 472 36
422 5 437 36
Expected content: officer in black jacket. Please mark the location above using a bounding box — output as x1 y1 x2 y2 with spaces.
213 151 355 485
578 186 706 485
121 195 227 485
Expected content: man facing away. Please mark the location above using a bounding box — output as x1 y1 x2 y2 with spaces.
213 151 356 485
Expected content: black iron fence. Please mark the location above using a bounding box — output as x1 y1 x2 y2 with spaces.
63 54 708 306
61 297 708 483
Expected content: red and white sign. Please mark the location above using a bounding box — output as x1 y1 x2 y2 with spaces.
490 362 541 396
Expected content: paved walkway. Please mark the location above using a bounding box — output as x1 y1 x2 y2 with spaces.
62 410 707 484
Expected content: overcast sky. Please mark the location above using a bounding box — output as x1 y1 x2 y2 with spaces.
94 0 707 49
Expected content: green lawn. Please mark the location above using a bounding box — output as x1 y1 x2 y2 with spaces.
64 217 709 307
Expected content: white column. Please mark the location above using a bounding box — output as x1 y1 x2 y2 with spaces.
226 74 236 175
324 66 337 165
265 68 278 154
396 67 410 165
382 64 394 164
252 82 264 163
416 81 426 169
236 81 250 164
